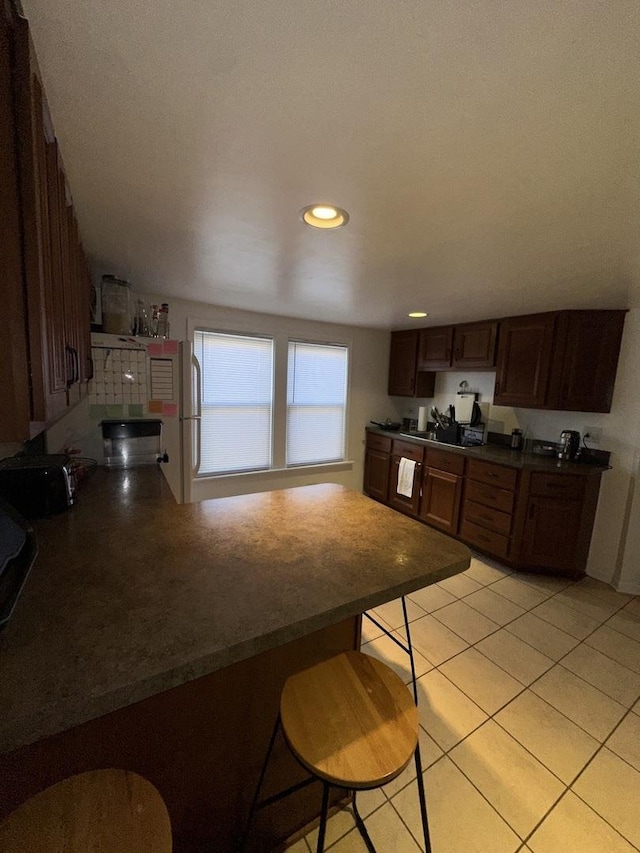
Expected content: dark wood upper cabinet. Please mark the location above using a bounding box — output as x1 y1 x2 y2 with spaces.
417 326 453 370
493 313 556 408
1 5 92 440
388 330 436 398
452 321 498 369
546 311 626 413
0 0 32 442
416 321 497 372
494 310 626 412
388 330 419 396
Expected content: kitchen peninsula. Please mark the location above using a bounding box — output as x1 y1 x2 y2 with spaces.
0 468 470 851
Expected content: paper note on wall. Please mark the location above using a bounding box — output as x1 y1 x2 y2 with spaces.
150 358 174 401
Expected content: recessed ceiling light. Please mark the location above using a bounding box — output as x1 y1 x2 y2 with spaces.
301 204 349 229
408 312 428 318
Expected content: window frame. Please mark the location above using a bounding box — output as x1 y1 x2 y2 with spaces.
189 319 352 481
285 338 349 468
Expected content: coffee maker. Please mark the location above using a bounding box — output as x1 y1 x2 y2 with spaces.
557 430 581 460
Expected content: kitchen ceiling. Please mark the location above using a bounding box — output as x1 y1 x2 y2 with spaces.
21 0 639 329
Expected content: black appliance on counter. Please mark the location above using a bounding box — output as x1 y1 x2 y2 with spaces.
0 498 38 630
0 454 74 518
557 430 581 460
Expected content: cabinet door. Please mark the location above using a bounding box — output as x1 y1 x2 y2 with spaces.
418 326 453 370
419 468 462 534
388 330 418 396
452 321 498 369
364 449 390 503
547 311 626 413
388 455 422 516
14 15 74 424
43 138 73 417
519 496 582 573
0 1 31 441
494 313 556 408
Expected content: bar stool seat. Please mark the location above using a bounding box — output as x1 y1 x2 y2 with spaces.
245 650 432 852
0 769 172 853
281 650 418 788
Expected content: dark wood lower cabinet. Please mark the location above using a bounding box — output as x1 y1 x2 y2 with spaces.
419 467 462 535
363 434 392 503
365 432 605 579
388 440 424 517
519 496 582 572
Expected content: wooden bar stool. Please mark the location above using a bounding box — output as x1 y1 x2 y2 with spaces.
244 651 432 852
0 769 172 852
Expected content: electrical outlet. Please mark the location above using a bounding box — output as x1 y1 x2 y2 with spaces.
583 426 603 443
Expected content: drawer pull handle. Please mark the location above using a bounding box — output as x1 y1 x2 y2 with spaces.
478 534 491 543
478 513 492 522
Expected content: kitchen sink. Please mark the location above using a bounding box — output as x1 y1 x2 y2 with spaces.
398 432 484 449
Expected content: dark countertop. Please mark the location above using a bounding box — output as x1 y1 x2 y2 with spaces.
0 468 470 754
367 427 607 475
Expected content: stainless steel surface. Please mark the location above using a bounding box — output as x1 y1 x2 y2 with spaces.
557 430 581 460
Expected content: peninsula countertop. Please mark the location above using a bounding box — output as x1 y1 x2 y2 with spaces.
0 468 470 754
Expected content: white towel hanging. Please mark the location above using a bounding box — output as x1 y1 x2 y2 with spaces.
397 457 416 498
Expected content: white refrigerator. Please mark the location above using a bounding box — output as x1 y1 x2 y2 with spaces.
180 340 202 503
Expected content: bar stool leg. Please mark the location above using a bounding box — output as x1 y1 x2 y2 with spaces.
352 792 377 853
414 741 432 853
239 714 281 851
315 782 331 853
401 595 420 704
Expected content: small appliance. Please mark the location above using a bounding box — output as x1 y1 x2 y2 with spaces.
0 455 74 518
557 430 581 460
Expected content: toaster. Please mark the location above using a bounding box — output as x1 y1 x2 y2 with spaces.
0 454 74 518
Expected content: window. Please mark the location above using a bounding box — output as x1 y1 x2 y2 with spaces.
286 341 348 466
195 330 274 475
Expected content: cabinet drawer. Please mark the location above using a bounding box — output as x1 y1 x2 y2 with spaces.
465 479 515 514
392 440 425 463
460 520 510 560
467 458 518 491
463 500 512 535
529 472 585 498
366 432 392 453
425 447 465 476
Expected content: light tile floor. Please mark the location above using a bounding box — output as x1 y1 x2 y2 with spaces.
290 555 640 852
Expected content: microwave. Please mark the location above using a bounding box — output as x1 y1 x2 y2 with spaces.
0 454 75 518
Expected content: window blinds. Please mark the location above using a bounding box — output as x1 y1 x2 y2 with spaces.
195 330 274 475
286 341 348 466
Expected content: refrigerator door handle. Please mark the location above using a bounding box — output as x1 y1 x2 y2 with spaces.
193 352 202 419
192 352 202 476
